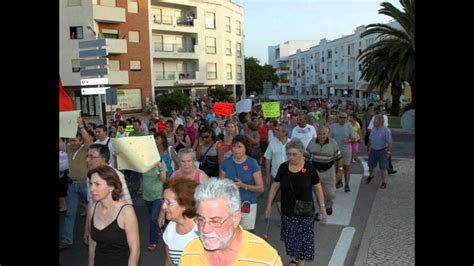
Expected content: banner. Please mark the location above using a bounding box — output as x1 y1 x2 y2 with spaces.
262 102 281 118
60 110 81 138
235 99 252 113
59 79 74 112
112 135 161 173
213 102 234 116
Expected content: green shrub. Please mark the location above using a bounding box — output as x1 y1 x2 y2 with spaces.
156 91 191 117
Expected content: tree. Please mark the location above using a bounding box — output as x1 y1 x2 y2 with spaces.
156 91 191 117
245 57 278 96
358 0 415 115
208 85 234 102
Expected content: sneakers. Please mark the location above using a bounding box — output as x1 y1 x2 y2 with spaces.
326 207 333 216
59 242 72 251
344 185 350 192
380 182 387 189
336 181 343 189
366 176 374 184
388 170 397 174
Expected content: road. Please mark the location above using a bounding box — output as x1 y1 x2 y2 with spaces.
59 129 414 265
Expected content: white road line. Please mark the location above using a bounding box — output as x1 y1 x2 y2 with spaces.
329 226 356 266
326 174 362 226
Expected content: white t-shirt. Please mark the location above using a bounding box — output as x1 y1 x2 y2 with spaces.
163 221 198 266
291 124 317 149
264 137 290 177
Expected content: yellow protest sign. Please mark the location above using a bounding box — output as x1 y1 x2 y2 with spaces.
60 110 81 138
262 102 280 118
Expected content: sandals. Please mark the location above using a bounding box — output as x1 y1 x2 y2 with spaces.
289 259 298 266
366 175 374 184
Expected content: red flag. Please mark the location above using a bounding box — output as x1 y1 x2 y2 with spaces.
59 79 74 112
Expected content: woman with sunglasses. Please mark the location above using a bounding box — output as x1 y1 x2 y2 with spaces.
196 126 222 177
161 177 199 266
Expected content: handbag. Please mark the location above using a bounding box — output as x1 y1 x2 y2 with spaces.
288 173 314 217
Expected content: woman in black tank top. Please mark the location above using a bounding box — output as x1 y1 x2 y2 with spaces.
87 165 140 266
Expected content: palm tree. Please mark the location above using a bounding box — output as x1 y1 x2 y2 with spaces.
358 0 415 115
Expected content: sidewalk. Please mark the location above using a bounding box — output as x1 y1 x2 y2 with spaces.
354 159 415 265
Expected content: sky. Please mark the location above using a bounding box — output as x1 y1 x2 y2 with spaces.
232 0 403 65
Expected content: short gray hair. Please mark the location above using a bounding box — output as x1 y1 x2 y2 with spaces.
194 178 241 215
177 148 196 162
374 114 385 123
285 138 306 153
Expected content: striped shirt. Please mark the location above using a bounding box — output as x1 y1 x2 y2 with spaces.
163 221 198 266
306 137 342 171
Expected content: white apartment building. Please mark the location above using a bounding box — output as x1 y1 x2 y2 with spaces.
60 0 245 116
151 0 245 100
268 21 400 102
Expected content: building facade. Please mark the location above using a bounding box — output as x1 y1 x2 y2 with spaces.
268 21 408 102
60 0 245 116
151 0 245 100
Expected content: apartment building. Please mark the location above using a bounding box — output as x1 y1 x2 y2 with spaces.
60 0 245 116
60 0 152 116
268 21 405 102
151 0 245 100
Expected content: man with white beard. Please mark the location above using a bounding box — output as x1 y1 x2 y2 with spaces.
180 178 282 266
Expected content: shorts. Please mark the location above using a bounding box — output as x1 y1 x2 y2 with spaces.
368 148 389 170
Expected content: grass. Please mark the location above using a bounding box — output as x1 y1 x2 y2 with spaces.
357 114 402 128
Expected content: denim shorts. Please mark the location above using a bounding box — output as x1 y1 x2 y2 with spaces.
368 148 389 170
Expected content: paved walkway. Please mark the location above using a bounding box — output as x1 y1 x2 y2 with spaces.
354 159 415 265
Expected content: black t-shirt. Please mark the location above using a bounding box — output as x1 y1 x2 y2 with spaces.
274 161 320 217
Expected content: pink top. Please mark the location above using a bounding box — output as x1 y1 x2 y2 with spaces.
173 168 202 184
185 124 197 144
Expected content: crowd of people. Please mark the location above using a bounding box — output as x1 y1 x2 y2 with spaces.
59 98 395 265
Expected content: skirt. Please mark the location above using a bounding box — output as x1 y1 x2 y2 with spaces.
280 215 315 261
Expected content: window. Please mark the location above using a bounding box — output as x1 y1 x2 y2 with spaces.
109 60 120 71
236 20 241 35
322 69 325 74
359 64 362 71
237 65 242 80
130 60 141 71
226 64 232 79
335 47 338 54
206 37 216 54
236 42 242 57
68 0 81 6
207 63 217 79
72 59 81 72
226 40 232 56
129 31 139 43
102 29 118 39
205 12 215 29
101 0 116 7
225 16 231 32
127 0 138 13
69 26 83 39
335 60 338 67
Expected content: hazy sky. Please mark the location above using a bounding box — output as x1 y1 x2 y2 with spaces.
232 0 402 64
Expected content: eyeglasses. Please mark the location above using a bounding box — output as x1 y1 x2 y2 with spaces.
200 135 210 139
163 199 178 207
194 214 232 228
339 117 347 119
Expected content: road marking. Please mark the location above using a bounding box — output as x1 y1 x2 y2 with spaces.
329 226 356 266
326 174 362 226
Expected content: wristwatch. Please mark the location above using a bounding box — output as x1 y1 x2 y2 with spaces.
338 167 343 170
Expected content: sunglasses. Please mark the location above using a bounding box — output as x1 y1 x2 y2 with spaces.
339 117 347 119
200 135 210 139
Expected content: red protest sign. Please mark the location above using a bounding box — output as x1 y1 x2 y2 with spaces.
213 102 234 116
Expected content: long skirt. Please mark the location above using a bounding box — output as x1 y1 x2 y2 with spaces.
280 215 315 261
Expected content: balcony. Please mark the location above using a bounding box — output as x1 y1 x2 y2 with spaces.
275 67 290 75
277 79 290 87
107 70 129 85
153 43 199 59
105 38 127 54
93 5 126 23
155 71 200 86
151 15 197 33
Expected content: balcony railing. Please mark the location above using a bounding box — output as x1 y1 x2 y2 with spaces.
178 71 196 79
153 15 173 25
156 71 176 80
154 42 194 53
